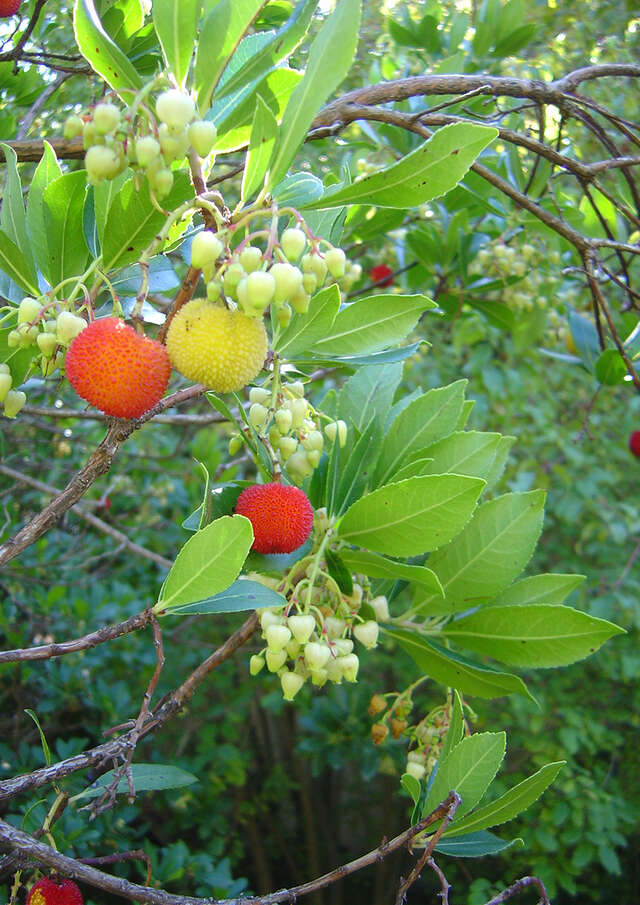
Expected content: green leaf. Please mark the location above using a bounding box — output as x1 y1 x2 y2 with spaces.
568 308 600 373
73 0 144 93
443 762 565 838
43 172 91 285
340 549 444 598
195 0 266 111
385 628 534 700
434 830 523 857
157 515 253 612
375 381 467 486
0 144 35 282
101 173 192 272
274 284 340 358
444 604 624 668
242 95 279 202
310 294 435 357
153 0 199 87
415 491 546 617
272 172 324 207
491 573 586 607
424 731 506 820
304 123 497 210
338 363 402 433
332 417 379 516
268 0 362 188
92 170 131 253
595 349 628 386
26 141 62 281
439 690 464 762
401 772 422 805
325 549 353 595
391 456 435 482
216 0 318 102
0 231 39 296
484 435 515 490
76 764 198 800
167 578 286 615
418 431 503 481
338 474 485 557
24 710 51 766
0 327 34 386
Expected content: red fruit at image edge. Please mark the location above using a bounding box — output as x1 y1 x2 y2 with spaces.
0 0 21 18
370 264 394 287
65 318 171 419
234 483 314 554
629 431 640 458
26 876 84 905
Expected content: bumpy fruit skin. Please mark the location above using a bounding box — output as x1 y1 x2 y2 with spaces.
65 318 171 418
629 431 640 458
165 300 268 393
26 876 84 905
370 264 394 287
0 0 21 17
234 483 314 554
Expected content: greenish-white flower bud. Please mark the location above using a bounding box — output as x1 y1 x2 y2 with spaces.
239 246 263 274
156 89 196 133
0 369 12 403
265 624 292 652
275 407 293 434
288 614 316 643
325 247 346 279
288 380 305 398
188 119 217 157
191 231 223 270
281 670 305 701
353 620 379 649
405 761 426 781
3 389 26 419
270 262 303 303
287 449 313 480
266 649 287 672
324 616 346 639
249 402 269 429
370 595 390 622
280 227 307 262
278 436 297 460
249 654 265 675
340 653 359 682
135 135 161 168
93 102 121 135
260 610 281 632
56 311 86 346
63 114 85 141
37 332 58 358
18 297 41 325
304 641 331 671
246 270 276 309
249 387 271 405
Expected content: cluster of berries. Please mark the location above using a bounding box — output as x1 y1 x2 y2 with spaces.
233 380 347 482
369 693 452 782
469 238 582 349
65 89 216 197
191 224 358 326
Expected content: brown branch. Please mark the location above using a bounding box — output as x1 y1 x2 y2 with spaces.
482 875 551 905
0 791 460 905
0 384 205 569
394 791 461 905
0 609 153 664
0 612 258 804
0 464 173 569
21 404 223 425
0 0 48 68
79 850 152 885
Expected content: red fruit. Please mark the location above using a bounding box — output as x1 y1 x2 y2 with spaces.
0 1 21 17
370 264 394 287
629 431 640 458
65 318 171 418
27 877 83 905
235 483 314 554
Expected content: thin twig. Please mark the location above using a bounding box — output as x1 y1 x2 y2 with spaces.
482 875 551 905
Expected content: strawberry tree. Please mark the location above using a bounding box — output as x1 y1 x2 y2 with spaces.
0 2 633 904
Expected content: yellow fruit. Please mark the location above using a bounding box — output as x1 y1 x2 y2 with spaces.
165 299 268 392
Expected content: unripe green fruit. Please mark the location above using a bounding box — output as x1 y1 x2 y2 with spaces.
340 653 359 682
37 332 58 358
304 641 331 670
135 135 161 168
281 670 305 701
280 227 307 262
85 145 121 182
3 389 26 418
266 648 287 672
270 262 303 302
93 102 121 134
278 436 297 460
324 247 346 279
275 407 293 433
370 595 390 622
289 287 310 315
156 89 196 133
191 231 223 270
228 434 242 455
239 246 263 274
288 614 316 643
18 296 41 324
153 167 174 198
188 119 217 157
64 114 85 141
0 371 12 403
275 303 292 328
249 402 268 429
250 654 265 675
246 270 276 309
265 624 292 652
353 620 379 649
